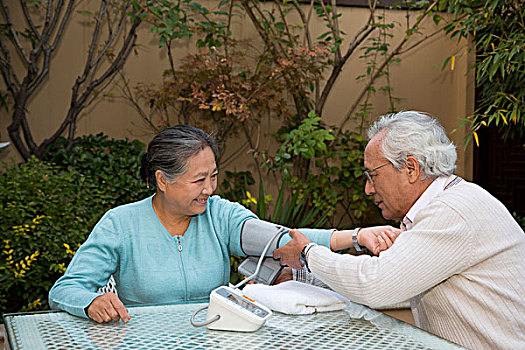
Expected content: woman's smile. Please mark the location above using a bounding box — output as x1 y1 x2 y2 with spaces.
195 197 209 205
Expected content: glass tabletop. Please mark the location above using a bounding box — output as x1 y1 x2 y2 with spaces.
3 302 463 349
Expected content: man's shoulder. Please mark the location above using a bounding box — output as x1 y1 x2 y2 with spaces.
437 179 495 206
430 179 513 223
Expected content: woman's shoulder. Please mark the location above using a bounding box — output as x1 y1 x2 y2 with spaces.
207 195 233 206
89 196 155 240
113 195 152 211
207 195 256 218
99 195 154 223
208 195 245 209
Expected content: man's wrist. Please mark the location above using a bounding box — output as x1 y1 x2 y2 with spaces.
300 242 318 272
352 227 364 252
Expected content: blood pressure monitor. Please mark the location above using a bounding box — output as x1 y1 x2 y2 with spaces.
191 220 286 332
205 286 272 332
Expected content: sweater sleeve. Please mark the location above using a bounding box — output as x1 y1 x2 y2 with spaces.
48 210 121 318
307 200 472 308
209 195 333 256
208 196 258 257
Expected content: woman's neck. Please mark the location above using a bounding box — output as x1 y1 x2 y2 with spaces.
152 194 191 236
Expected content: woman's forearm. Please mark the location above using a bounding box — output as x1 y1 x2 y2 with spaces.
330 229 355 251
330 226 402 254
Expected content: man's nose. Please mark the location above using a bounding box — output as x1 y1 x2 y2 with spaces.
365 179 374 195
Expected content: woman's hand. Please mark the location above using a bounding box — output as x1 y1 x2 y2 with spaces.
358 226 402 255
86 292 131 323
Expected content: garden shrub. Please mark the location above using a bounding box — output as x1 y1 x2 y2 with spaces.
265 112 376 227
513 212 525 231
1 135 152 316
43 134 152 208
0 158 103 314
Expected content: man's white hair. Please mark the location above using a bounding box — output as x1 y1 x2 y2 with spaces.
367 111 457 179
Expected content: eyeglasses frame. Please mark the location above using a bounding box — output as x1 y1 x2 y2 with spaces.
363 161 391 184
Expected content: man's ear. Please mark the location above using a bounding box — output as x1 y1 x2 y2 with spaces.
405 155 421 184
155 170 167 192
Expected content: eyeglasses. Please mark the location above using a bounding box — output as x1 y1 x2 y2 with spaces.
363 161 391 184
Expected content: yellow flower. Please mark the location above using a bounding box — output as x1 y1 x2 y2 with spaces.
245 191 257 205
63 243 76 256
25 298 43 310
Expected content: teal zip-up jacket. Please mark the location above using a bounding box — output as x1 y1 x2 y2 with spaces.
49 195 333 318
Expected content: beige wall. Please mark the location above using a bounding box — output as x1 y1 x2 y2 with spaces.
0 3 474 180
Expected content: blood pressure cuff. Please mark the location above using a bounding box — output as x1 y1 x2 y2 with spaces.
238 219 289 285
238 257 284 285
240 219 289 257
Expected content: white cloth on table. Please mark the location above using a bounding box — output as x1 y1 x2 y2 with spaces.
242 280 348 315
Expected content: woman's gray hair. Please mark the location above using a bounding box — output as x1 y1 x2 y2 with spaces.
140 125 217 188
367 111 457 179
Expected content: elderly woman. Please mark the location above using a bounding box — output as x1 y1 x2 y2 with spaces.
49 125 399 323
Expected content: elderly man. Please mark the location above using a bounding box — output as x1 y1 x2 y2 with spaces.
274 111 525 349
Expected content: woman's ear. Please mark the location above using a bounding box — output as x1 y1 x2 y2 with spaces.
405 155 421 183
155 170 167 192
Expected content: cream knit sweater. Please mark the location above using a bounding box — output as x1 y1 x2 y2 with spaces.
307 179 525 349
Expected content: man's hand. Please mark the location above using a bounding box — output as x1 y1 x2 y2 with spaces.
86 292 131 323
358 226 402 255
273 229 310 269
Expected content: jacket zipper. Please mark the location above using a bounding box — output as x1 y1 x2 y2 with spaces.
176 236 183 252
175 235 187 300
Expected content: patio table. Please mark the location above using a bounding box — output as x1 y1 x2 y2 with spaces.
3 301 463 349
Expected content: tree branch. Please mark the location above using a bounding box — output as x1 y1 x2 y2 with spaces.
292 0 321 103
317 25 376 116
27 49 51 96
21 0 42 42
330 0 342 63
336 0 440 135
292 0 313 48
316 0 378 116
20 105 37 151
240 121 264 183
0 0 30 64
241 0 310 117
7 108 30 159
27 1 73 95
117 73 162 134
39 0 56 45
50 0 74 50
80 0 109 88
0 37 20 92
243 0 288 59
91 3 127 72
275 1 295 50
37 3 142 154
30 0 62 68
397 25 444 55
224 0 234 58
318 0 341 63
